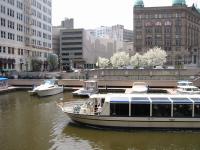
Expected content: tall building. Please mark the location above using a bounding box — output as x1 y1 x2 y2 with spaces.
0 0 52 72
134 0 200 68
94 25 133 42
61 18 74 29
52 18 74 70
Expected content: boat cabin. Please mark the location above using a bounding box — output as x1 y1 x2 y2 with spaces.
83 80 98 91
177 80 193 87
91 94 200 118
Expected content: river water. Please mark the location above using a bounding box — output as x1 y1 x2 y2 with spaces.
1 91 200 150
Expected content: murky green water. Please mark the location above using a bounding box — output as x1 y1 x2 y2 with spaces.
1 91 200 150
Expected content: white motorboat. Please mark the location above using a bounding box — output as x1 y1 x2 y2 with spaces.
58 93 200 129
28 80 55 95
29 79 63 97
177 80 200 94
125 82 148 94
72 80 98 97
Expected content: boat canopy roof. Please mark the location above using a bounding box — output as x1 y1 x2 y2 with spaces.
0 77 8 81
177 80 192 84
93 93 200 104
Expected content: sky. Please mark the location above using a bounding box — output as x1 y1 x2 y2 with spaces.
52 0 195 30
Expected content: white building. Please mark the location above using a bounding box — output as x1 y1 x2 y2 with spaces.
93 25 133 42
0 0 52 72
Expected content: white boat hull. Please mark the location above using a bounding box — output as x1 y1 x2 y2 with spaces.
37 87 63 97
67 113 200 129
72 88 98 97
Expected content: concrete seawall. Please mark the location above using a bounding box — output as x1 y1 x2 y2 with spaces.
8 79 178 89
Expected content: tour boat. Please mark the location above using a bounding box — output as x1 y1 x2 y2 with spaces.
125 82 148 94
177 80 200 94
58 93 200 129
72 80 98 97
29 79 63 97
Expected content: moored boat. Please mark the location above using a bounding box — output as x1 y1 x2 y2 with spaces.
72 80 98 97
58 93 200 129
176 80 200 94
29 79 63 97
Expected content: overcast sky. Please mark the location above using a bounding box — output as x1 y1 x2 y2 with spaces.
52 0 195 30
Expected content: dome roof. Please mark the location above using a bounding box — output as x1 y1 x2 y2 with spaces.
172 0 186 6
134 0 144 7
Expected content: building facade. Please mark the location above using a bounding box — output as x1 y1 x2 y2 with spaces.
134 0 200 68
0 0 52 72
60 28 123 71
94 25 133 42
60 29 84 70
52 18 74 56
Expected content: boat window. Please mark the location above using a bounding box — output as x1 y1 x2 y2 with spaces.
173 104 192 117
110 103 129 117
194 104 200 117
131 104 150 117
152 104 171 117
191 98 200 117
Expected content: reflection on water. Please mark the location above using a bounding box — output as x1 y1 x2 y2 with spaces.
0 91 200 150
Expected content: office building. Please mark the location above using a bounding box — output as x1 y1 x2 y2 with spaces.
134 0 200 68
0 0 52 72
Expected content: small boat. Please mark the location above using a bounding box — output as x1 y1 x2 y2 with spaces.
177 80 200 94
72 80 98 97
0 77 8 89
36 79 63 97
125 82 148 94
29 79 63 97
28 80 54 95
58 93 200 129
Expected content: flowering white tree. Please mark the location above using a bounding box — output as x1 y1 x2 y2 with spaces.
130 53 144 68
144 47 167 67
110 52 130 68
96 57 110 68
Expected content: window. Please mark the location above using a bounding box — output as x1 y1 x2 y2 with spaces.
152 104 171 117
191 98 200 117
110 97 129 117
8 47 11 54
1 18 6 26
110 103 129 117
131 97 150 117
173 104 192 117
171 98 193 117
151 98 171 117
3 47 6 53
1 31 6 38
1 5 5 14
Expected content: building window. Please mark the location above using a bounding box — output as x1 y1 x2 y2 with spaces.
1 18 6 26
1 5 6 14
3 47 6 53
1 31 6 38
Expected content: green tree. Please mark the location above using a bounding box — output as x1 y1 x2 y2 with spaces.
31 59 42 71
47 54 58 71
